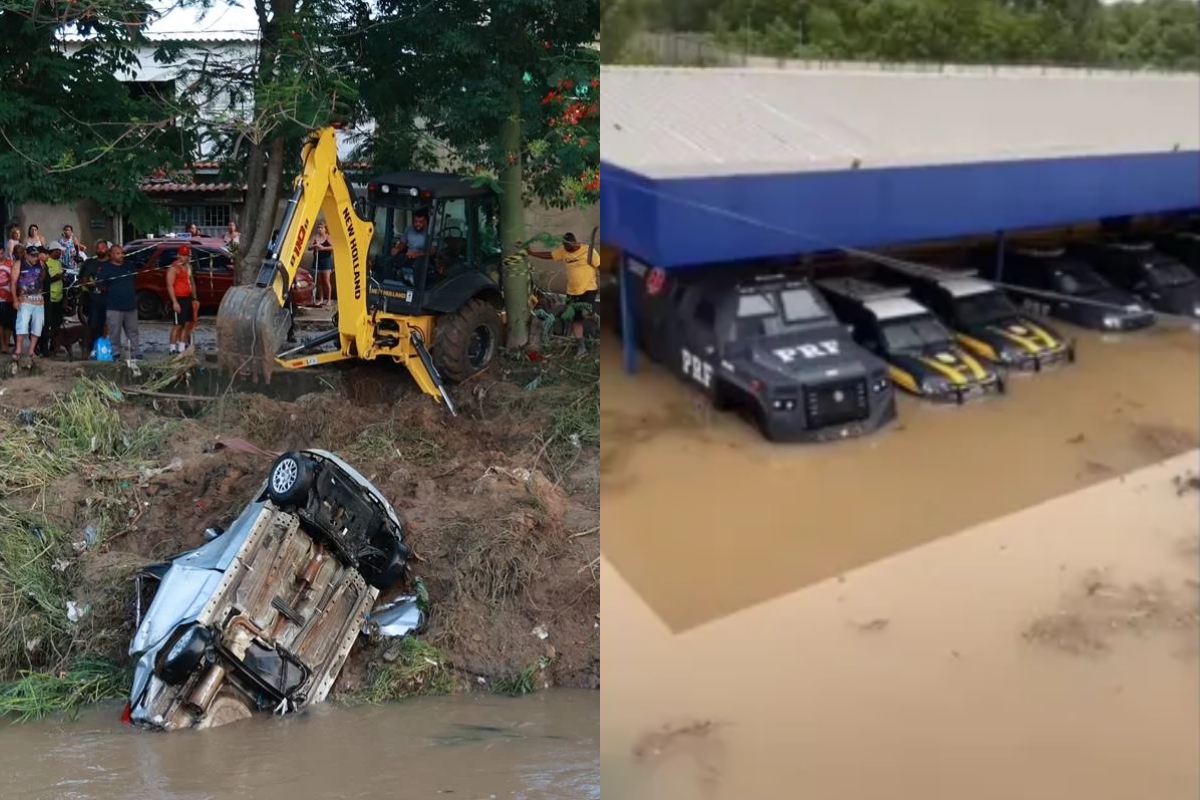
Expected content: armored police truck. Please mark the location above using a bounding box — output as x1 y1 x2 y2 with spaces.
621 264 897 443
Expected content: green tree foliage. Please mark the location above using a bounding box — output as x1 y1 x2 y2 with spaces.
0 0 198 230
602 0 644 63
345 0 600 347
617 0 1200 70
170 0 357 279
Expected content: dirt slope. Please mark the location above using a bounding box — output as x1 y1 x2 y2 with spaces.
0 349 599 710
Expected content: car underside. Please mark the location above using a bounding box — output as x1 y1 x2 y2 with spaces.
128 451 409 731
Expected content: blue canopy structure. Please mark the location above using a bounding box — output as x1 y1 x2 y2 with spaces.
600 65 1200 373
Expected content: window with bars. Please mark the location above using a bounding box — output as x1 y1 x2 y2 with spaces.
170 205 232 231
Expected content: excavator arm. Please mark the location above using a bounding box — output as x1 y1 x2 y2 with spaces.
216 127 454 412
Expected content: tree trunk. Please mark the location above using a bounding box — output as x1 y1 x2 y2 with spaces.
241 135 286 282
237 139 266 283
499 82 530 350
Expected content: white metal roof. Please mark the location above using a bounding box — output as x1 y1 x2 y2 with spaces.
940 278 998 297
601 65 1200 179
865 296 929 320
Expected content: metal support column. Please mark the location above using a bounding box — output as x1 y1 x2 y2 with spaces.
994 230 1007 282
619 252 639 374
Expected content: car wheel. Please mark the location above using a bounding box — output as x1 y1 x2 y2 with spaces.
137 291 163 321
267 452 317 508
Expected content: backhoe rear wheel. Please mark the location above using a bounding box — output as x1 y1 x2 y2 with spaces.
433 298 501 384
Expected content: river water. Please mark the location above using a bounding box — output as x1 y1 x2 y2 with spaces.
0 690 598 800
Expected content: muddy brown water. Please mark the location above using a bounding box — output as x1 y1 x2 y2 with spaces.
0 691 598 800
602 453 1200 799
601 324 1200 632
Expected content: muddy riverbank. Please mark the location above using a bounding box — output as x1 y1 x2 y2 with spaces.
0 345 599 719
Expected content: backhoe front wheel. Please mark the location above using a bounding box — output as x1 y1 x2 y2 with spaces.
433 298 502 384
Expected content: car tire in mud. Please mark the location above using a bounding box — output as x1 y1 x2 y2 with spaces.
137 290 164 321
267 452 317 508
433 298 502 384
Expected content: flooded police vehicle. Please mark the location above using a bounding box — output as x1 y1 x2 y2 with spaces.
622 264 896 442
816 278 1005 404
873 260 1076 374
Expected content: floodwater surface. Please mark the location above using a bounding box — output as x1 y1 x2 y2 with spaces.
602 453 1200 799
601 324 1200 631
0 690 598 800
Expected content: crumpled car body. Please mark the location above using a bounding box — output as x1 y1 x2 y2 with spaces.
127 449 410 731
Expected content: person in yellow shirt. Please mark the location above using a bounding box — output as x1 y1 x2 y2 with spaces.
528 232 599 357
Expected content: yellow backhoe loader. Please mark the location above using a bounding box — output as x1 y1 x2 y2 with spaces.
217 127 508 415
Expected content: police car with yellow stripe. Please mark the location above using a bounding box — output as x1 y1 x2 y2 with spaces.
876 262 1075 373
817 278 1005 404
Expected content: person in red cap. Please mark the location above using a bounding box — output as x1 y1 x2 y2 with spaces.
166 246 197 354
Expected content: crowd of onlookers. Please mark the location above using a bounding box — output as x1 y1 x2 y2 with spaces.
0 223 185 366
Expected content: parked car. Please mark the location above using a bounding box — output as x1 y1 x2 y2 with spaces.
1071 240 1200 318
618 265 896 443
126 450 412 731
1154 230 1200 274
124 238 315 320
979 246 1156 332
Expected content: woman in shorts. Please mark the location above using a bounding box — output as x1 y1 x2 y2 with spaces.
309 221 334 306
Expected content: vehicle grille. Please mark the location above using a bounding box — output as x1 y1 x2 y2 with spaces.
1037 348 1068 369
804 378 869 429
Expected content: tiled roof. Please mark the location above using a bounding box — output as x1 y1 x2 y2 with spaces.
600 65 1200 179
140 182 245 194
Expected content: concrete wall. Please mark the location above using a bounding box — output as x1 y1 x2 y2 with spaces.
13 200 118 249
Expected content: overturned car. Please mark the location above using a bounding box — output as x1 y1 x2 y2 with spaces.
126 450 411 731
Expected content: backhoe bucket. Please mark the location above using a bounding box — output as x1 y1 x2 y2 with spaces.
216 285 292 382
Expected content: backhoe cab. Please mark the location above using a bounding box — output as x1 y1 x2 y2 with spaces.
216 128 505 415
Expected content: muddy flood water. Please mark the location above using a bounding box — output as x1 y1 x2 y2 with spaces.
602 324 1200 631
600 321 1200 799
0 691 598 800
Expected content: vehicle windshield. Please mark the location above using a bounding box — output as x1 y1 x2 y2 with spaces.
733 287 831 340
880 314 953 352
954 289 1019 325
1146 257 1195 288
1054 264 1110 295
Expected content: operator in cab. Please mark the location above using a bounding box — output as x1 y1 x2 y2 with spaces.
388 209 440 286
394 209 436 260
528 232 599 358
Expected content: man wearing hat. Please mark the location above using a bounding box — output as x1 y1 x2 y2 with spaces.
39 241 66 356
527 232 600 357
12 244 47 367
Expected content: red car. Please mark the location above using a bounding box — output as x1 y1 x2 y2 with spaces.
124 238 315 320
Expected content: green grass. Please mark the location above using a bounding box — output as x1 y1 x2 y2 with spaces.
0 511 75 681
0 656 128 722
0 377 168 494
345 421 446 466
491 657 550 697
361 638 455 702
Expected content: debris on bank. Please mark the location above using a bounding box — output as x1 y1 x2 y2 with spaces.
0 349 599 723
